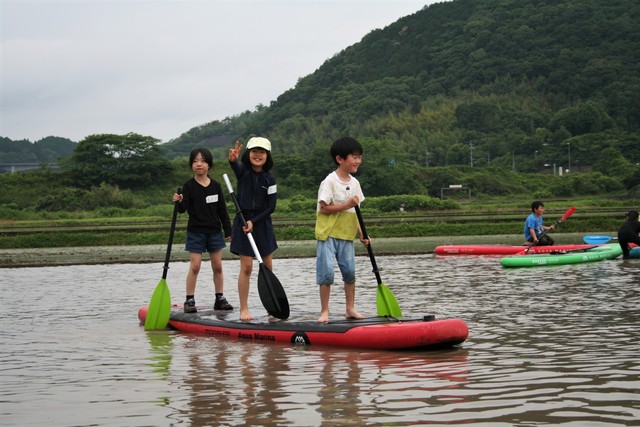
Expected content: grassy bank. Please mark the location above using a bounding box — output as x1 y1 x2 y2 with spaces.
0 233 610 268
0 211 621 249
0 197 628 267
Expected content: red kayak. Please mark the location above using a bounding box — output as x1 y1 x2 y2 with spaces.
138 305 468 351
435 244 596 255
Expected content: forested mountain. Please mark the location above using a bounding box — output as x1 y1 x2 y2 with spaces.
3 0 640 204
0 136 76 163
163 0 640 197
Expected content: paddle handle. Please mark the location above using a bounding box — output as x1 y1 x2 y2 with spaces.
162 188 181 279
223 174 264 263
355 205 383 285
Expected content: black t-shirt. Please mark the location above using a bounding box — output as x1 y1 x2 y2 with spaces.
178 177 232 236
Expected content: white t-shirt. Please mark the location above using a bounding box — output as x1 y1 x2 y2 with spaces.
315 171 365 241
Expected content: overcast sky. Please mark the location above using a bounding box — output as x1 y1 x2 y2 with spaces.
1 0 438 143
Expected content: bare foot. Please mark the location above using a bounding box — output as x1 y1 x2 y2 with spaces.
317 310 329 323
346 308 365 320
240 309 253 321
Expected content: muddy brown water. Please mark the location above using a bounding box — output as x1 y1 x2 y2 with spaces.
1 252 638 426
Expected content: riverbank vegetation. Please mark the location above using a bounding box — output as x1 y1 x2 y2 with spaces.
0 188 634 249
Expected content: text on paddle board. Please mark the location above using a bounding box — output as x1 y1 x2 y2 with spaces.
238 332 276 341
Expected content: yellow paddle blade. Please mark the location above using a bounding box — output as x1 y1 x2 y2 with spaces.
145 279 171 331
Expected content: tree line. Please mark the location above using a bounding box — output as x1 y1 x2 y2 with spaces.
0 131 635 219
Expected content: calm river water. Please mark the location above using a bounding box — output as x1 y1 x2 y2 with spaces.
1 252 639 426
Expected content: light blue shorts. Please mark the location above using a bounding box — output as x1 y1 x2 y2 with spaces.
316 238 356 285
185 231 226 253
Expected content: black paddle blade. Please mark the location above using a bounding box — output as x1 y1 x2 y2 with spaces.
257 264 290 319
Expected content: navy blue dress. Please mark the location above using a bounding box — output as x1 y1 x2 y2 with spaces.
228 161 278 257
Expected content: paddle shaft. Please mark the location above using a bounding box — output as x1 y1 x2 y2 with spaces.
354 205 403 317
550 245 598 255
163 188 181 279
524 223 557 254
354 206 382 285
144 188 180 330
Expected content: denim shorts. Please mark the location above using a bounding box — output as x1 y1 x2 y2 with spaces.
316 237 356 285
185 231 226 253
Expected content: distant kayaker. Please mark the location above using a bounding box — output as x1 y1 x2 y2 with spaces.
617 210 640 260
524 201 556 246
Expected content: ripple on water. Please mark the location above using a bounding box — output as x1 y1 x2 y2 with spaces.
0 255 639 425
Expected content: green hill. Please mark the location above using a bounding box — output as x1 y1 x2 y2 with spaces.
2 0 639 208
162 0 640 194
0 136 76 163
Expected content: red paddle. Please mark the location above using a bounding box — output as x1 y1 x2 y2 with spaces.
523 207 576 254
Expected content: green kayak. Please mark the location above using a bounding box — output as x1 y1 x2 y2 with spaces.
501 243 622 268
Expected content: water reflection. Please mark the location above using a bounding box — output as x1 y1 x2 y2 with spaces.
160 333 470 426
1 254 639 425
146 331 174 409
147 332 174 379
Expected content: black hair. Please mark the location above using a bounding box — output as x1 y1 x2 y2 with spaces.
189 147 213 169
531 201 544 212
627 210 639 221
330 136 363 166
240 147 274 171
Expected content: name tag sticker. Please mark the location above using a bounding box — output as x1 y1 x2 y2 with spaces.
206 195 219 204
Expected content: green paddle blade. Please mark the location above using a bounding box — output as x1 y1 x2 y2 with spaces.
376 283 402 317
145 279 171 331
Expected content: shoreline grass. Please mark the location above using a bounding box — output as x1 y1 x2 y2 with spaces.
0 232 615 268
